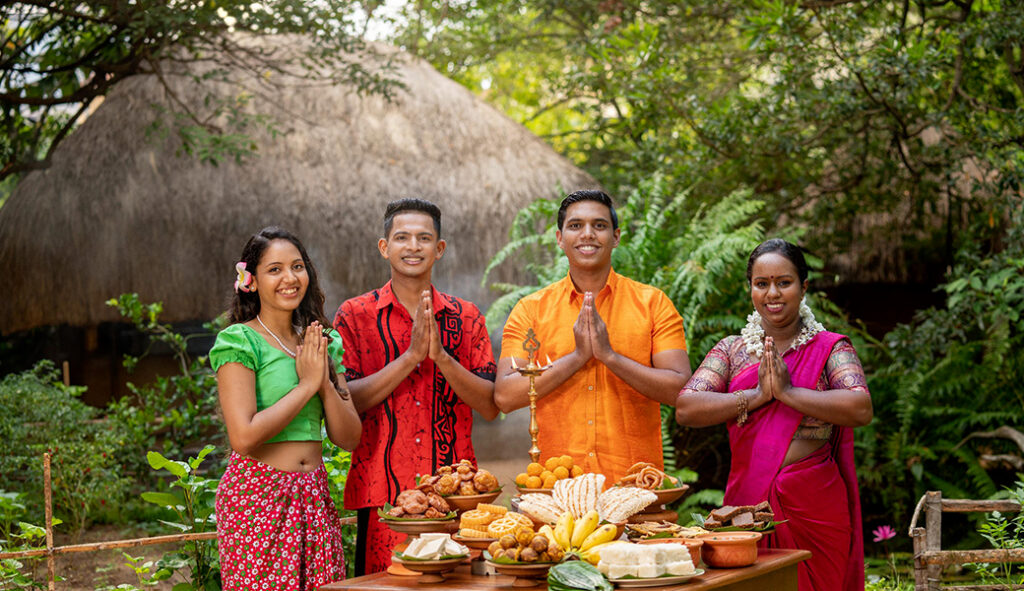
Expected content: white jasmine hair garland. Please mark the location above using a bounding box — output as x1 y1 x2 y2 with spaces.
742 297 826 357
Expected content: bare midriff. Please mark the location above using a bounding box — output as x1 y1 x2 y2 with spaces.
782 438 827 468
244 440 323 473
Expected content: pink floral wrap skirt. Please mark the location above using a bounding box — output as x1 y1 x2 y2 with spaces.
216 452 345 590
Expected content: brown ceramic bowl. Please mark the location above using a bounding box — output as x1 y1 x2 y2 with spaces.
696 531 761 568
515 487 553 495
444 488 503 514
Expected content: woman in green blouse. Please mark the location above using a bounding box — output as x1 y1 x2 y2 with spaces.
209 226 361 590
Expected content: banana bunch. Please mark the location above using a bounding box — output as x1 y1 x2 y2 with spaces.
547 510 620 561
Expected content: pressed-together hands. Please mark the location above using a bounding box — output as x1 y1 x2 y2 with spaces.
751 335 793 408
407 289 449 364
572 291 615 363
295 320 328 393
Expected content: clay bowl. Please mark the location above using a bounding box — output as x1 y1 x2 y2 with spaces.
486 561 556 587
392 555 469 583
646 485 690 508
514 487 553 495
696 531 762 568
444 488 503 513
380 518 459 536
636 537 704 566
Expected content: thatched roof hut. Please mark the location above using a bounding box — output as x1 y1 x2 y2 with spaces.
0 39 597 335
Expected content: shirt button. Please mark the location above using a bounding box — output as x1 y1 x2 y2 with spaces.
415 438 421 444
416 401 421 406
588 420 594 425
588 452 595 457
587 386 594 391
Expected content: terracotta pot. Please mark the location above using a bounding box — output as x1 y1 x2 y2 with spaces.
696 531 762 568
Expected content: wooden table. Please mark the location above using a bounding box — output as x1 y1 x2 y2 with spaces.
321 549 811 591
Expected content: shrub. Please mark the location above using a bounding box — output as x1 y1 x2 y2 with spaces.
0 362 129 534
104 294 227 483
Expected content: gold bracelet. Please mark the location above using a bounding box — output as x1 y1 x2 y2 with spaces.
733 390 748 425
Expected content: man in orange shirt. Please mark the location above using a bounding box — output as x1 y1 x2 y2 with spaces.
494 190 692 483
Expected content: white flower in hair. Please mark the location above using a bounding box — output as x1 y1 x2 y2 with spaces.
742 297 826 357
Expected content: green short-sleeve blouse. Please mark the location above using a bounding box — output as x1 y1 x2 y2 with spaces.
208 323 345 443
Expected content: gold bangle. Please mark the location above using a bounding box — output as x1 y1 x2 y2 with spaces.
733 390 748 425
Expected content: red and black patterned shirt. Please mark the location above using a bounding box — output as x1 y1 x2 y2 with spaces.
333 282 496 509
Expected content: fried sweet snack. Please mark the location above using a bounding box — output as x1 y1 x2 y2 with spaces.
460 509 495 528
473 469 499 492
597 486 657 523
615 462 680 490
503 512 534 528
478 504 508 516
458 527 494 539
518 493 564 525
487 516 525 538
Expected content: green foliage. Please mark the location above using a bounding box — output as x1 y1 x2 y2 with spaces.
1 1 402 182
380 0 1024 284
138 447 220 591
0 362 129 534
857 212 1024 529
0 489 64 589
966 478 1024 586
104 294 226 482
323 441 358 572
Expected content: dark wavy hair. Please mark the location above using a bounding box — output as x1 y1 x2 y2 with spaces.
228 226 330 327
746 238 810 284
227 227 344 393
557 189 619 230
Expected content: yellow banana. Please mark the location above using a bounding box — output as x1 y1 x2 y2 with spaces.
553 511 574 549
538 524 556 542
580 540 621 566
579 523 619 552
571 510 600 549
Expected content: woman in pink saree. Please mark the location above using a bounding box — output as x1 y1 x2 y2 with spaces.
676 239 873 591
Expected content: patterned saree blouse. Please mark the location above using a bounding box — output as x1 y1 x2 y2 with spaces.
683 335 869 439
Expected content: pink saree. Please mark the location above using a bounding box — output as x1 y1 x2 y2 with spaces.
725 331 864 591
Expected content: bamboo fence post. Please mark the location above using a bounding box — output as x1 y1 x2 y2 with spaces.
61 361 69 387
43 452 55 591
925 491 943 590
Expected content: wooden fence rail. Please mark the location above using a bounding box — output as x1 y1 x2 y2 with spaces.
910 490 1024 590
0 453 357 589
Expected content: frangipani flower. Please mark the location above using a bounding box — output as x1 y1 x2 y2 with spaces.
235 261 255 293
872 525 897 542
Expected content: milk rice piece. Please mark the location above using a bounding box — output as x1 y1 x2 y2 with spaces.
637 564 664 578
666 560 696 575
608 564 637 579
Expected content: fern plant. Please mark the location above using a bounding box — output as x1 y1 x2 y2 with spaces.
858 210 1024 537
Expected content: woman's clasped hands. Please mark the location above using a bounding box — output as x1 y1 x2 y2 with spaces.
752 336 794 408
295 320 329 393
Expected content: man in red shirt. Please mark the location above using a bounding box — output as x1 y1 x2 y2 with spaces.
334 198 499 575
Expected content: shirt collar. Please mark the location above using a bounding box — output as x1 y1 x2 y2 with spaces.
565 268 619 304
375 281 456 314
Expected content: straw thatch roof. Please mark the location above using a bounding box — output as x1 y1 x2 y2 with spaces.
0 38 597 334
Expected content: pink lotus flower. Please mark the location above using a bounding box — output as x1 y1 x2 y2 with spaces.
873 525 897 542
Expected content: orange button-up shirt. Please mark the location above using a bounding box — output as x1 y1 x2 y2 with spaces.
500 269 686 484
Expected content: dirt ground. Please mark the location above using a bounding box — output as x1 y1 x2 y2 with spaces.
22 525 178 591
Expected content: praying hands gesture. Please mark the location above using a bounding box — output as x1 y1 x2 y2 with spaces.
573 291 616 364
756 336 792 402
295 320 327 392
408 290 449 364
